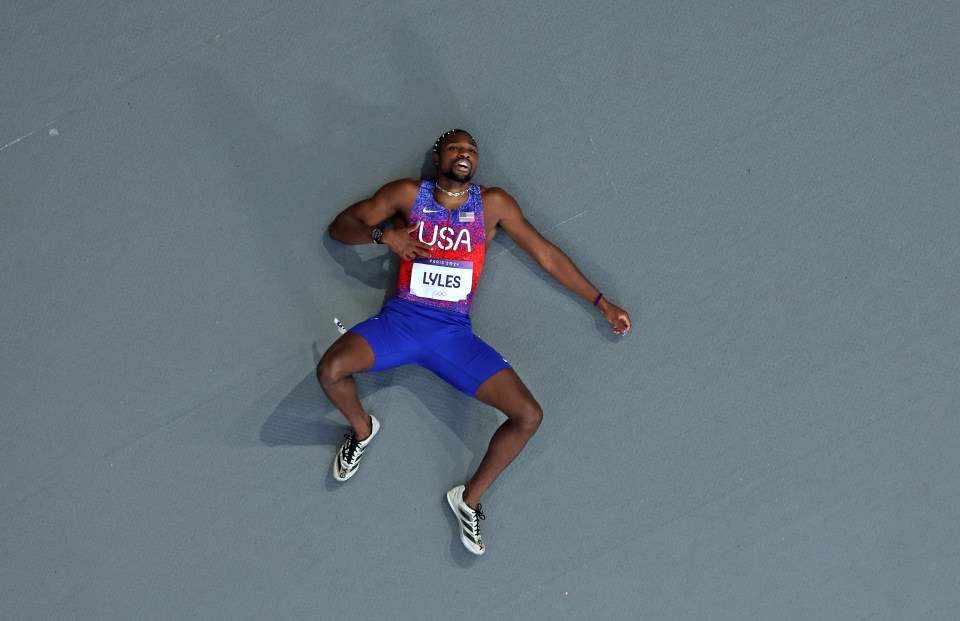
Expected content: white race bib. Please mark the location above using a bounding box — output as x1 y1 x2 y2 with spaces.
410 258 473 302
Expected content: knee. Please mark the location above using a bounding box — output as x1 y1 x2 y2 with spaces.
316 355 345 389
516 401 543 436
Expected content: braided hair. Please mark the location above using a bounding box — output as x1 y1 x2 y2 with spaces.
433 129 475 153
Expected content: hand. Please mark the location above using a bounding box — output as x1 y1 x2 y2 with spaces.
598 298 631 336
383 224 433 262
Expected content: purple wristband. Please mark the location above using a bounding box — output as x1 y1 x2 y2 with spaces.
593 292 603 306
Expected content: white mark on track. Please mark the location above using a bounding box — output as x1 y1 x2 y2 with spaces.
542 209 589 234
1 132 37 151
1 120 59 151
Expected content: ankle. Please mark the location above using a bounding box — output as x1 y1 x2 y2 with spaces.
354 416 374 441
462 489 480 509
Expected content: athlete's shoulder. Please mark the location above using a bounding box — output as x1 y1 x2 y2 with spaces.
479 185 519 204
479 186 522 217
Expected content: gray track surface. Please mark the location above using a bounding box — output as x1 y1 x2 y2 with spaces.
3 1 959 619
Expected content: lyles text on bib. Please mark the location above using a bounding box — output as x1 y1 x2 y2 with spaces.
410 258 473 302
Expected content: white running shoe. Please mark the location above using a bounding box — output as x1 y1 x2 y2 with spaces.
446 485 486 555
332 415 380 481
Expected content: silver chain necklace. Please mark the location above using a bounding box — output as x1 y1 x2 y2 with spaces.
435 182 470 197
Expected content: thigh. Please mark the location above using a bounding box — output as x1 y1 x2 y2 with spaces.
425 330 512 397
319 332 376 375
347 302 422 372
474 367 541 418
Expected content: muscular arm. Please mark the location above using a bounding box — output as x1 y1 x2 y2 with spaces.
328 179 432 259
329 179 414 244
487 188 632 336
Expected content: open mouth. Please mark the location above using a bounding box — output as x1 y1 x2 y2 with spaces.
454 159 471 173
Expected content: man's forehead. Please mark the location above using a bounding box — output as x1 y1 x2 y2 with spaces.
441 131 477 147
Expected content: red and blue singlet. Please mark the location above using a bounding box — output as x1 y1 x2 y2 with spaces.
395 180 486 316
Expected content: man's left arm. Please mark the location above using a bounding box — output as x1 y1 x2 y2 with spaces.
490 189 632 336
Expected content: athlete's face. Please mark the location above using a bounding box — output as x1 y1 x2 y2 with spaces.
434 133 478 184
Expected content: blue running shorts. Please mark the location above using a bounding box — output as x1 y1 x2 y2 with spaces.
348 297 511 397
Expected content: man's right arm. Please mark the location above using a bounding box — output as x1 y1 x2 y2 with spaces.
328 179 415 244
328 179 433 260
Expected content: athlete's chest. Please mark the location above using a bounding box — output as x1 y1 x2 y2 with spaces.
410 191 487 247
412 208 483 253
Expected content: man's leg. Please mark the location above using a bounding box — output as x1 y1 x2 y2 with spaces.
462 368 543 508
316 333 376 440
